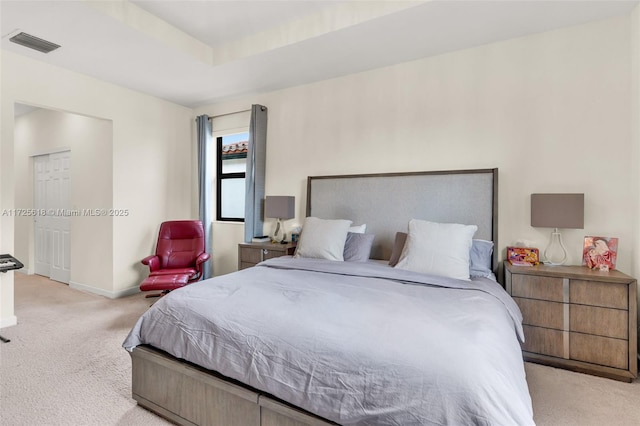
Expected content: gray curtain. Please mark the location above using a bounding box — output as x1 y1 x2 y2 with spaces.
244 105 268 242
197 115 213 279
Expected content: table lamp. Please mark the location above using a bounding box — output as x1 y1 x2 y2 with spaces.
264 196 295 243
531 193 584 265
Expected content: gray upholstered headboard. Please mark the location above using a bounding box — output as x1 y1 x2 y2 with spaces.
306 168 498 271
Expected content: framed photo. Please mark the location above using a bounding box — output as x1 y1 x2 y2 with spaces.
582 236 618 271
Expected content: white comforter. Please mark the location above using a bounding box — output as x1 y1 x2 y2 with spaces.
124 257 534 425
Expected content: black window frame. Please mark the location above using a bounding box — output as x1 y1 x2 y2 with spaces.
216 136 247 222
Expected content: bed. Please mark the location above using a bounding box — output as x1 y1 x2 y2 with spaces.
123 168 535 426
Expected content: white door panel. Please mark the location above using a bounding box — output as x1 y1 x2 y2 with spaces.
34 151 71 284
34 155 50 276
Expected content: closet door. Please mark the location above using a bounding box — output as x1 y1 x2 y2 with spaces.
34 151 71 283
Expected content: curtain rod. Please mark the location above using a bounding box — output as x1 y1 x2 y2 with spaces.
195 108 251 122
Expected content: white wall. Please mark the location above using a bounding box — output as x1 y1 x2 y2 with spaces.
1 50 193 326
0 50 14 327
196 16 635 280
14 108 114 291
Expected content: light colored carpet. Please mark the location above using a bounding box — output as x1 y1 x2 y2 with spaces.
0 273 170 426
1 273 639 425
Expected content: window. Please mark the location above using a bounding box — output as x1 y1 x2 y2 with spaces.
216 132 248 221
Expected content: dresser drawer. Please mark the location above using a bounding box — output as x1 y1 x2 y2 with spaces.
514 297 564 330
239 262 256 270
570 304 628 339
522 325 565 358
240 248 263 264
512 274 564 302
262 248 286 260
569 280 628 309
570 333 628 370
238 243 297 271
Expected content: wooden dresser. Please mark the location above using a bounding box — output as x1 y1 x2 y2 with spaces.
505 262 637 382
238 242 296 270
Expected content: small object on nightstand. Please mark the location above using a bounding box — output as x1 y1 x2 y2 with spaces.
507 246 540 266
252 236 270 243
582 236 618 271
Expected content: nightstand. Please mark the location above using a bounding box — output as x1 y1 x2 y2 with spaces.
238 242 297 270
505 262 637 382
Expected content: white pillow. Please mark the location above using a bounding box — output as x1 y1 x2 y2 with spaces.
349 224 366 233
294 217 353 261
395 219 477 280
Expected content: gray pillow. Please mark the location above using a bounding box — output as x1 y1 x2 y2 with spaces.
343 232 375 262
469 239 494 278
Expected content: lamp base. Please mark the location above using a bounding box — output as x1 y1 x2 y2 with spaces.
271 218 286 244
542 228 567 265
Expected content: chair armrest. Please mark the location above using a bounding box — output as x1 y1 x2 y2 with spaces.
195 253 210 266
141 255 160 272
193 253 210 278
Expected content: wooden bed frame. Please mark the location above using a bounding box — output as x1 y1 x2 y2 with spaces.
131 345 336 426
129 168 498 425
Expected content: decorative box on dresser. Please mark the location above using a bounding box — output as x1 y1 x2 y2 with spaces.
504 262 637 382
238 242 296 270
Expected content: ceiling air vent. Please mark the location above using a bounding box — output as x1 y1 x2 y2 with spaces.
9 32 60 54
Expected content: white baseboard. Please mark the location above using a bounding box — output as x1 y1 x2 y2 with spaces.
0 315 18 329
69 281 140 299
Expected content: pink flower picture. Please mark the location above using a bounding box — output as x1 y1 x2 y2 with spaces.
582 236 618 271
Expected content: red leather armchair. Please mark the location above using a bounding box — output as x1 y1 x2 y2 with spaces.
140 220 210 297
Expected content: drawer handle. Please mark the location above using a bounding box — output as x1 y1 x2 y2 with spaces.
262 249 269 255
